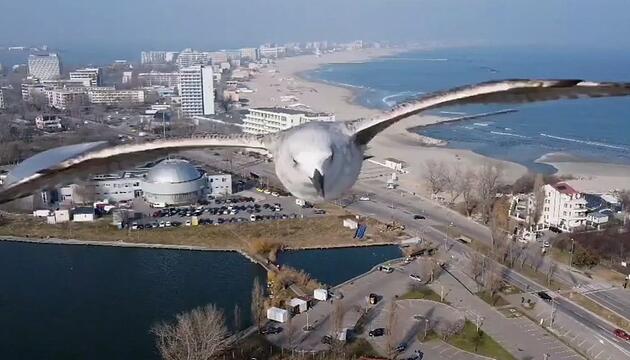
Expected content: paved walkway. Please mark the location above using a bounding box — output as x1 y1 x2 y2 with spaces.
431 269 584 360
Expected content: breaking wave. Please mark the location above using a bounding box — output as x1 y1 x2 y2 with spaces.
382 91 425 106
490 131 530 139
540 133 629 150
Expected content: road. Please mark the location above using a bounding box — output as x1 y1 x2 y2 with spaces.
352 169 630 322
345 189 630 359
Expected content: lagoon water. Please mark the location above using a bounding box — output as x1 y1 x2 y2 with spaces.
0 241 402 359
0 241 266 359
308 46 630 172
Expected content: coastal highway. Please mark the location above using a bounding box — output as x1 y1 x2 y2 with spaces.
346 187 630 359
353 175 630 322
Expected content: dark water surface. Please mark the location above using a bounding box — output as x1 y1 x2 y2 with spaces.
0 241 266 359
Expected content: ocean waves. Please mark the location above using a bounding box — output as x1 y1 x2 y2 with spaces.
382 90 425 106
540 133 629 151
490 131 530 139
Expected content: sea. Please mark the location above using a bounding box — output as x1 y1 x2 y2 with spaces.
0 240 401 359
307 46 630 173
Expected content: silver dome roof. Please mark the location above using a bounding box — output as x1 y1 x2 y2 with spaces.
145 159 201 184
5 141 108 186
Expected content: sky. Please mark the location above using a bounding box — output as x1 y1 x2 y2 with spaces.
1 0 630 53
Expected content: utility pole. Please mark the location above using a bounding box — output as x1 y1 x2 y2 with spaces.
569 238 575 269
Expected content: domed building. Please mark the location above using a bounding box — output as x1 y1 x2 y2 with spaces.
141 159 207 207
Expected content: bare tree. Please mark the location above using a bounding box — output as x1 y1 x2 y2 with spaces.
423 160 448 196
444 164 464 204
151 304 232 360
546 263 557 286
73 183 97 204
250 278 265 329
532 249 545 272
460 170 478 216
470 253 485 285
476 163 503 224
485 267 504 298
532 173 545 228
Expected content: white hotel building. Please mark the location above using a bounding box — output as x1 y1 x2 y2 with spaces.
179 65 214 116
28 53 61 80
69 68 101 87
87 88 145 105
243 107 335 135
540 183 588 232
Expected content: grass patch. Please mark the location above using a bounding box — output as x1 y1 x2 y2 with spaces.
571 292 630 332
514 265 568 292
447 320 516 360
477 290 509 307
0 213 400 251
401 286 444 303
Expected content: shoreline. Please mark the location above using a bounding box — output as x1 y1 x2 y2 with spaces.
244 48 630 193
0 235 399 252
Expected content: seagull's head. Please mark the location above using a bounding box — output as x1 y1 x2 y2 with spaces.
274 123 362 202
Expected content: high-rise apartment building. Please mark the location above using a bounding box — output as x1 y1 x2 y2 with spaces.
0 88 5 109
175 49 210 68
28 53 61 80
141 51 167 64
179 65 214 116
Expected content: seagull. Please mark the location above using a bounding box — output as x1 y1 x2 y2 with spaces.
1 79 630 205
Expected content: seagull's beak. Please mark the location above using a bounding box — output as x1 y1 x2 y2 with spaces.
311 169 325 198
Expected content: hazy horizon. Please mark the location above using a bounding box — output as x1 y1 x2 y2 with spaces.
2 0 630 52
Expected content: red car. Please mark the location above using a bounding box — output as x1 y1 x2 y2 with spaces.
614 328 630 340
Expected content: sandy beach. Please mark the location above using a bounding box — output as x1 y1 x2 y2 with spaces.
244 49 630 194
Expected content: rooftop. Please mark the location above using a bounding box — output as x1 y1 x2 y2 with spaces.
73 207 94 215
251 107 331 117
385 157 405 164
553 183 579 195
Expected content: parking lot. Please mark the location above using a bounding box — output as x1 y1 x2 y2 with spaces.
125 191 326 230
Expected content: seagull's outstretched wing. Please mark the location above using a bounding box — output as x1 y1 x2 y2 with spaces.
0 134 267 205
347 79 630 145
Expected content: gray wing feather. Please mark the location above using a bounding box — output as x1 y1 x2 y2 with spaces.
348 79 630 145
0 134 267 205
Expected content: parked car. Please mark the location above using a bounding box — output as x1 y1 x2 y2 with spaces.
549 226 562 233
368 328 385 337
260 326 283 335
313 209 326 215
359 196 370 201
537 291 553 302
614 328 630 340
394 342 407 353
413 214 426 220
321 335 333 344
378 265 394 273
409 274 422 282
